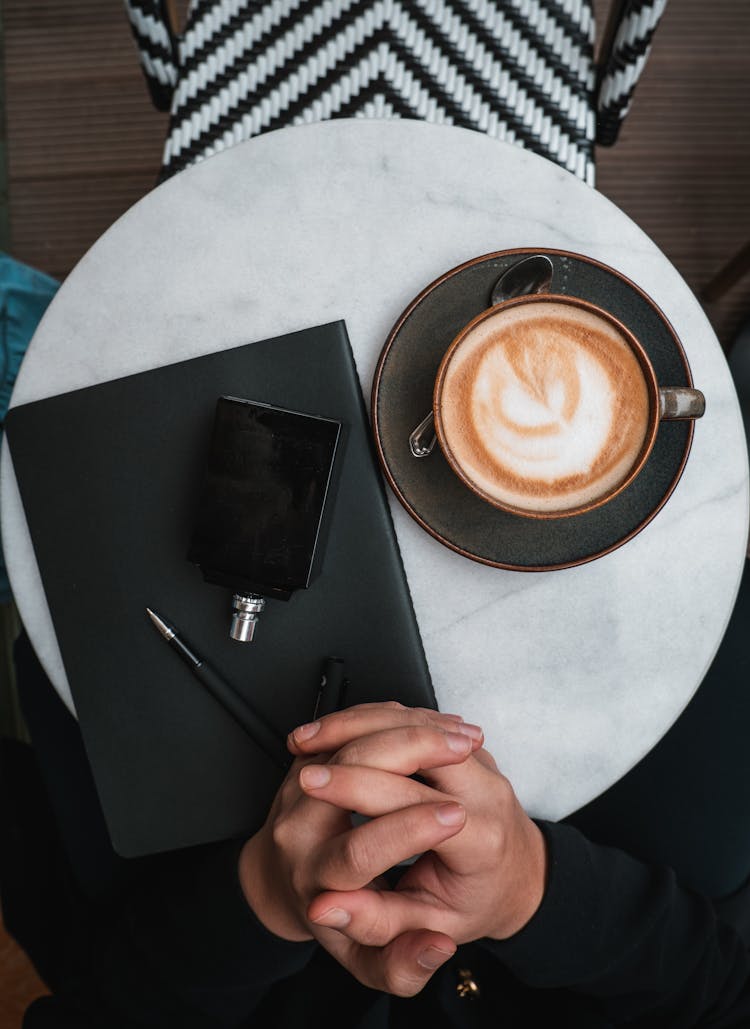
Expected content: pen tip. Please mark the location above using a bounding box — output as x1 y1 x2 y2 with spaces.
145 607 173 638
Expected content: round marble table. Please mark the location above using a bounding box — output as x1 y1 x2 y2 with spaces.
2 119 748 822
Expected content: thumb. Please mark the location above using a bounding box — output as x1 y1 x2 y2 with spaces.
318 927 456 997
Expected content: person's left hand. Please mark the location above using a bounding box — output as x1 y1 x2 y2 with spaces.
288 704 547 962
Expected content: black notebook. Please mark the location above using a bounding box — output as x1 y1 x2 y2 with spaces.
6 322 434 857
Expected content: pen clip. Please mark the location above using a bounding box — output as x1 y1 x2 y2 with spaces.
313 657 347 719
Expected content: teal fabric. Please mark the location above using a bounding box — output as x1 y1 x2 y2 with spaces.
0 253 59 602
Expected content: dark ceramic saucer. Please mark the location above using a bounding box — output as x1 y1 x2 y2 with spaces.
371 248 695 571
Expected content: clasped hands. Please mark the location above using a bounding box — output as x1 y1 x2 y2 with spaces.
239 702 547 997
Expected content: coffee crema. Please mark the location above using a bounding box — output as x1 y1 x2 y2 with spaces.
435 299 653 515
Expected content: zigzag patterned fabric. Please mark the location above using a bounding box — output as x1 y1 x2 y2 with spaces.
595 0 668 147
124 0 669 182
125 1 179 103
126 0 599 185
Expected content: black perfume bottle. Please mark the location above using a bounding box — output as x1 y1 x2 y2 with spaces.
188 396 341 641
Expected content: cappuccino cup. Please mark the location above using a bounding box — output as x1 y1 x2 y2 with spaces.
433 294 705 518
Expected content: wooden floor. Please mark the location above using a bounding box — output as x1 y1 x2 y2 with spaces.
0 910 47 1029
0 1 749 1025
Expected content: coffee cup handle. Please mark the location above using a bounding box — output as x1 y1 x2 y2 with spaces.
659 387 705 420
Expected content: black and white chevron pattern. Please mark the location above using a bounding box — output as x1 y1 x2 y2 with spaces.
125 0 178 110
127 0 598 184
596 0 668 146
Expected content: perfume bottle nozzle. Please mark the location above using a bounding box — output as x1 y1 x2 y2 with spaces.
230 593 266 642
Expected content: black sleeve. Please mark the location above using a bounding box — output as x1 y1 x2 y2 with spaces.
12 630 316 1028
480 820 750 1027
77 839 317 1028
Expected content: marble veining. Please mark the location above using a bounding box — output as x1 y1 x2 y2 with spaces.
2 120 748 821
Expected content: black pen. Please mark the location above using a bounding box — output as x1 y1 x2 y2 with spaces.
146 608 290 771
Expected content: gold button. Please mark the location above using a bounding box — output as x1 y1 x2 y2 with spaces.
456 967 480 999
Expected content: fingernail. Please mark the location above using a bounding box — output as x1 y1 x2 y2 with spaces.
446 731 472 753
312 907 351 929
417 945 454 970
435 803 465 826
441 713 464 722
293 721 321 742
454 722 483 741
300 765 331 788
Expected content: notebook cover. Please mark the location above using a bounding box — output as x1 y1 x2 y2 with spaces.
6 322 434 857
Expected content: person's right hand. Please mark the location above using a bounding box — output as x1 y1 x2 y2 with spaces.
237 703 482 984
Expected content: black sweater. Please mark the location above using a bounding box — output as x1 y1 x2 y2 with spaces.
8 632 750 1029
39 822 745 1029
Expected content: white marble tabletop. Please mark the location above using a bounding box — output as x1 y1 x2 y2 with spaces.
2 119 748 822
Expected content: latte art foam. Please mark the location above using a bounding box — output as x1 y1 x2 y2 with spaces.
437 301 652 514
